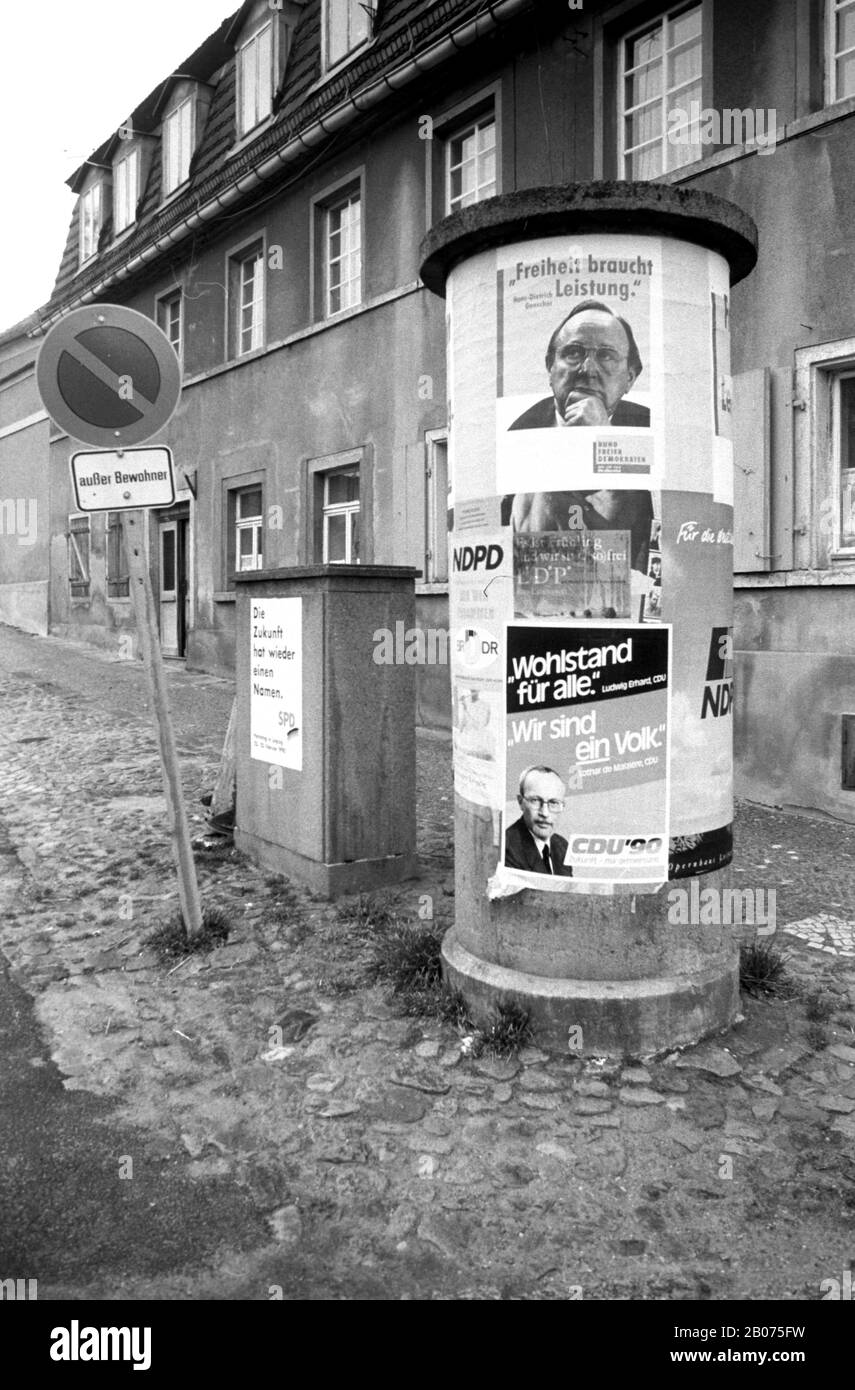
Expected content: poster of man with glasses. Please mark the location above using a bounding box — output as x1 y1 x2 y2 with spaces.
494 244 661 611
499 622 671 888
495 239 659 493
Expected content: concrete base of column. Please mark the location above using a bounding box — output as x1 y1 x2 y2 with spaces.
442 932 740 1059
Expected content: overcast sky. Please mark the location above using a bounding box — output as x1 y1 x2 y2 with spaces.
1 0 236 330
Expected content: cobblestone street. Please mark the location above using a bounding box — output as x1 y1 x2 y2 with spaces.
1 623 854 1300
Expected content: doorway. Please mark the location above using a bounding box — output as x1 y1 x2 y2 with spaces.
158 510 189 657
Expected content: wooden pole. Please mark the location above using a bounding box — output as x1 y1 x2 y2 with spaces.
123 510 204 941
210 696 238 821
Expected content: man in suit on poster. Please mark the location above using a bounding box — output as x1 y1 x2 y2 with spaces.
504 300 654 572
504 765 573 877
509 300 651 431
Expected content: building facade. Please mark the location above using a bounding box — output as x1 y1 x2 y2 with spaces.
0 316 49 634
8 0 855 822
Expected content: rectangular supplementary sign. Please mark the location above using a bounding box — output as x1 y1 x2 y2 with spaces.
250 596 303 771
70 447 175 511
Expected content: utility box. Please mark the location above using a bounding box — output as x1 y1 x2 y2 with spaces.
234 565 419 894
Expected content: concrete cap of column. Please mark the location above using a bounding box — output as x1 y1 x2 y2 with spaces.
420 181 758 297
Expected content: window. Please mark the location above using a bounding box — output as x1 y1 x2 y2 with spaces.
326 191 362 316
156 291 183 362
239 23 273 135
79 183 102 263
228 242 266 356
828 0 855 103
113 150 139 234
322 468 360 563
792 338 855 571
106 513 130 598
619 3 703 179
226 485 264 584
447 116 497 213
425 432 449 582
163 98 193 193
68 515 91 597
325 0 374 70
428 90 501 223
305 448 371 564
832 374 855 552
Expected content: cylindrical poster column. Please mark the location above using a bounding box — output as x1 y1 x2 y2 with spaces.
420 184 758 1057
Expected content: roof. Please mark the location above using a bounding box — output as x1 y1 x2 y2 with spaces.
65 12 239 192
0 311 42 350
42 0 540 324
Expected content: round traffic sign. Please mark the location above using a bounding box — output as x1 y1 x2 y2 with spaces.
36 304 182 448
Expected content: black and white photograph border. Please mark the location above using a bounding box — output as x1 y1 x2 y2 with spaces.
0 0 853 1354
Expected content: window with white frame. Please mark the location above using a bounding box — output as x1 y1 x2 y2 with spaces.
827 0 855 103
233 486 264 574
106 513 130 598
326 190 362 316
157 291 183 362
447 115 496 213
239 22 273 135
325 0 375 70
793 340 855 569
425 432 449 583
322 468 360 563
832 373 855 551
68 515 91 596
79 183 102 263
619 3 703 180
229 242 265 356
163 98 193 193
114 149 139 233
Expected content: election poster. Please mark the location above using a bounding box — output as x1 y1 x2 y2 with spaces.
496 623 671 891
452 679 502 807
495 235 660 496
249 596 302 770
658 490 734 875
449 529 512 806
711 290 733 440
514 530 632 620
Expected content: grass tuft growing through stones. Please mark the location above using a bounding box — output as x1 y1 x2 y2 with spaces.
803 988 836 1023
477 997 533 1057
146 907 231 963
739 939 793 998
320 893 536 1055
370 917 446 1015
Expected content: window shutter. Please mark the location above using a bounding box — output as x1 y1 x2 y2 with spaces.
732 367 771 573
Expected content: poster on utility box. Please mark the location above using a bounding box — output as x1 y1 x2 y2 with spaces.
498 622 671 891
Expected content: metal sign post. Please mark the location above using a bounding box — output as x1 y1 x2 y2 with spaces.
36 304 204 942
123 511 203 940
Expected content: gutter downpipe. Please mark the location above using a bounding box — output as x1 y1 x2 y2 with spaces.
33 0 529 334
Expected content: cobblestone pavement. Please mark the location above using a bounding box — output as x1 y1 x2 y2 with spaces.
1 624 854 1300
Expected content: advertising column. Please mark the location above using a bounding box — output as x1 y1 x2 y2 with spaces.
422 186 757 1054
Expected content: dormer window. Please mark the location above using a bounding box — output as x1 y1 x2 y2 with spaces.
163 98 194 194
324 0 375 71
113 148 139 233
79 183 102 264
238 21 273 135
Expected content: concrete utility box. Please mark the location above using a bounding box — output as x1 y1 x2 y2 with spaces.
420 183 758 1057
234 565 418 894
